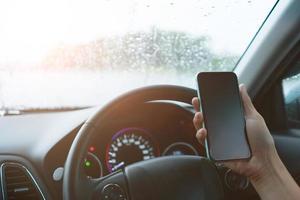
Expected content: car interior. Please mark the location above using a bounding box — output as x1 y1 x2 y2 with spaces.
1 0 300 200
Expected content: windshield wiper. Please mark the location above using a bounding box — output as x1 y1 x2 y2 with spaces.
0 106 92 116
0 109 22 116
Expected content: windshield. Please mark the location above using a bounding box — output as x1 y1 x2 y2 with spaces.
0 0 277 109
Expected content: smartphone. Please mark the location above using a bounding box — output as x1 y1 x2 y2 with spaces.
196 72 251 161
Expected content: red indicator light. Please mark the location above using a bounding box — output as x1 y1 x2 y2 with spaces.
89 146 95 152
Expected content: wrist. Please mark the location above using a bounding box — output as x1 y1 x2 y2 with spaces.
249 148 281 184
249 149 300 200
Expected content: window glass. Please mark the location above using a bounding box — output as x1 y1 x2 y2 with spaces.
282 63 300 126
0 0 277 109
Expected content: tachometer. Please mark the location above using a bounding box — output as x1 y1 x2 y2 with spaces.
162 142 198 156
106 127 158 172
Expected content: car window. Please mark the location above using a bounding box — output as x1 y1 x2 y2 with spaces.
0 0 277 110
282 61 300 127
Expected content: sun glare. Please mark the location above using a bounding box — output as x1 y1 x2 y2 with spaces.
0 0 275 66
0 0 66 64
0 0 277 108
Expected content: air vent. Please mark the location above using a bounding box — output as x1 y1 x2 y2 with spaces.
1 163 45 200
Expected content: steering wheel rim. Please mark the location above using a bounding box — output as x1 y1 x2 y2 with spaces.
63 85 224 200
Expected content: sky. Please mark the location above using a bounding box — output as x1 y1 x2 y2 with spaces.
0 0 277 65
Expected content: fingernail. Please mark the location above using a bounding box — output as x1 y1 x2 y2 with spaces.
241 84 247 92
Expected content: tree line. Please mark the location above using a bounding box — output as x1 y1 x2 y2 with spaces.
42 28 238 73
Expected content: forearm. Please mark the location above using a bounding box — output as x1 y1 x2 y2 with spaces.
250 152 300 200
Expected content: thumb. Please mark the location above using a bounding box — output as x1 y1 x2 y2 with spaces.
239 84 258 117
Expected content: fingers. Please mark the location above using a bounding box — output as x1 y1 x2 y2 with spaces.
192 97 200 112
239 84 258 117
193 112 203 130
192 97 205 146
196 128 207 146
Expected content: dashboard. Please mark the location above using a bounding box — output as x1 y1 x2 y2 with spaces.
81 102 203 178
1 99 300 200
14 101 203 199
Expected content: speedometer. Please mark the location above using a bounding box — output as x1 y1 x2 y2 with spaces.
106 127 158 172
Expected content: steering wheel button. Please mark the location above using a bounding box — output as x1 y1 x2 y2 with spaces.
101 184 127 200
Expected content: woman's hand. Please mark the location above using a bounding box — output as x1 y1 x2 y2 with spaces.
192 84 300 200
192 84 277 180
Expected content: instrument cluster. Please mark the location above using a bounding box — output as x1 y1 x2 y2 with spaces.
84 125 201 178
79 102 204 178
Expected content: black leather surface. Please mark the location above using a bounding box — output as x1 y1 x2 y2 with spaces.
125 156 224 200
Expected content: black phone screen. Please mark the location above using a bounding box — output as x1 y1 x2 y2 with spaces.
197 72 251 161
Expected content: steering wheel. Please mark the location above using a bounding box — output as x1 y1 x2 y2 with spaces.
63 85 224 200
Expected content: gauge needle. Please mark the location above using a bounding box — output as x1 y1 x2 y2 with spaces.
112 161 125 171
